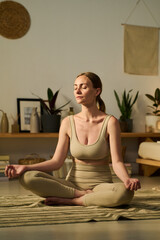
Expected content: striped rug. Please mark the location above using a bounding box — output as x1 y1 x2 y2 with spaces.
0 188 160 228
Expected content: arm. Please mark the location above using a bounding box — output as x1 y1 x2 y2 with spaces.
108 116 141 191
5 117 70 179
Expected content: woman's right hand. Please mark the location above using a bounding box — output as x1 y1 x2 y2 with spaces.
5 165 27 179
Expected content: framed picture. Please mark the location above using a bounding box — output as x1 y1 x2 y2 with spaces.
17 98 42 132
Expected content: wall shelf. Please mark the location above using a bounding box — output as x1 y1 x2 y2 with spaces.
0 133 59 138
0 132 160 138
120 132 160 138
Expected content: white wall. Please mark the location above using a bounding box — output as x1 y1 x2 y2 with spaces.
1 0 160 131
1 0 160 172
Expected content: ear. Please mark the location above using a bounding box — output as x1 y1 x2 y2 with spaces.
95 88 101 96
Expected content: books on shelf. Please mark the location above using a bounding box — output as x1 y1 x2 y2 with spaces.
0 155 10 177
0 155 10 161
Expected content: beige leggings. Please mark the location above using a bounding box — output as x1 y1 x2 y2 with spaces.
19 163 134 207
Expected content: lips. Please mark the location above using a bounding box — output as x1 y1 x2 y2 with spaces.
76 96 83 99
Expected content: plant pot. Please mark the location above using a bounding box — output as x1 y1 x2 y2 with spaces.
145 115 160 133
119 119 133 132
41 114 61 133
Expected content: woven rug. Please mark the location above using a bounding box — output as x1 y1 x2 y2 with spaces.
0 188 160 228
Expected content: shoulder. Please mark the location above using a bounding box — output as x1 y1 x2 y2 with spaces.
61 116 70 124
60 116 70 129
59 116 71 136
108 115 118 125
107 115 120 133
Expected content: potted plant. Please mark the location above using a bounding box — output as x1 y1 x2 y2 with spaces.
33 88 70 132
114 89 139 132
145 88 160 132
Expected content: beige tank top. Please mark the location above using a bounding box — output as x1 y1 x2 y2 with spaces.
69 115 111 161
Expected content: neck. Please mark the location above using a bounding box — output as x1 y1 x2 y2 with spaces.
79 104 103 121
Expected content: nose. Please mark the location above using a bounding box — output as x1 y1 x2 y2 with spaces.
75 86 81 94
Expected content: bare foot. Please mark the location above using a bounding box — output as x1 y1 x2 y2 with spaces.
74 189 93 198
44 190 93 206
44 195 84 206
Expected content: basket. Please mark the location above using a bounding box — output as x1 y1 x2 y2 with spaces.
18 153 46 165
0 1 31 39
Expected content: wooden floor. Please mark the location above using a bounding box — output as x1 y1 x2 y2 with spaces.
0 176 160 240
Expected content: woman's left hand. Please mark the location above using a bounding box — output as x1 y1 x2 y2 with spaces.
124 178 141 191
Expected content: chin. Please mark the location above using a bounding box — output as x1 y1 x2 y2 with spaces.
76 100 83 104
76 98 83 103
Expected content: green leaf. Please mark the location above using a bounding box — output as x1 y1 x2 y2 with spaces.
49 89 60 112
32 88 70 115
47 88 54 102
114 90 122 112
145 94 155 102
130 91 139 107
155 88 160 101
114 89 138 120
53 100 71 114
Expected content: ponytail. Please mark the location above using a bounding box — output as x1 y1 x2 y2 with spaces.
97 96 106 113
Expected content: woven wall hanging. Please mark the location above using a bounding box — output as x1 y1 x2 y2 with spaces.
0 0 31 39
122 0 160 75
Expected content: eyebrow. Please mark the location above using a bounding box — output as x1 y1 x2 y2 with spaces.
74 83 88 86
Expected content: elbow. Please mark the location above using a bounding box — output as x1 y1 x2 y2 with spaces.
50 158 64 171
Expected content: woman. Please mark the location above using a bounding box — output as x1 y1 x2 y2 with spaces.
5 72 141 207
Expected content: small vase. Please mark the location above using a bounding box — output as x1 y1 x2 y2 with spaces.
68 107 74 115
30 107 40 133
11 123 19 133
0 112 9 133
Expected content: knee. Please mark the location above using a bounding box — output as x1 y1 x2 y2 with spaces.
19 171 41 189
112 183 134 207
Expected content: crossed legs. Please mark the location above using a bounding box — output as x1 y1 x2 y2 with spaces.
19 170 90 205
19 170 134 207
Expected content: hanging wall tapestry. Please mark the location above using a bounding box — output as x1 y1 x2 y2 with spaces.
123 0 160 75
124 24 159 75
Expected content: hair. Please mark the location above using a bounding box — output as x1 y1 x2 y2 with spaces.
76 72 106 112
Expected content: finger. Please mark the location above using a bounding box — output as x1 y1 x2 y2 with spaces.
8 168 13 178
5 165 11 177
133 180 141 190
7 168 11 178
5 166 9 177
130 183 134 191
130 182 135 191
137 181 141 190
135 181 141 191
125 183 131 190
11 168 16 178
8 167 14 179
134 184 138 191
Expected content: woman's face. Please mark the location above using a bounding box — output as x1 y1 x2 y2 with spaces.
74 75 100 106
